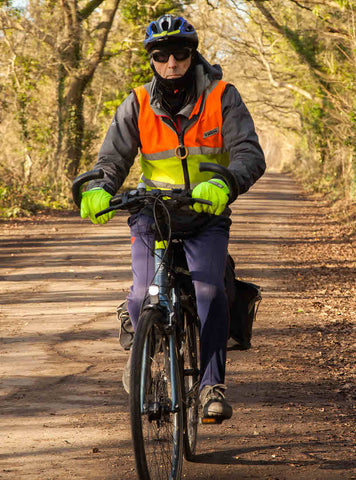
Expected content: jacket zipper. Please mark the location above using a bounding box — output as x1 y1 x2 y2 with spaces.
159 114 191 191
160 94 206 191
174 117 191 192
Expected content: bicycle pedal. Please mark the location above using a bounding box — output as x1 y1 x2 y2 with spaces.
200 416 223 425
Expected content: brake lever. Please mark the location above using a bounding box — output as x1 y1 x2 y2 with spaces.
95 206 119 218
109 192 124 206
94 192 124 217
96 189 147 218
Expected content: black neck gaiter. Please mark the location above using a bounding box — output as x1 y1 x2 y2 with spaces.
151 58 196 117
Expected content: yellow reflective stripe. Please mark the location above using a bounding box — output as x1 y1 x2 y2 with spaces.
140 155 186 186
152 29 181 38
140 152 229 189
155 240 168 249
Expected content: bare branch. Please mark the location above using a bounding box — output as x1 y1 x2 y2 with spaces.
79 0 106 21
257 40 314 100
287 0 313 11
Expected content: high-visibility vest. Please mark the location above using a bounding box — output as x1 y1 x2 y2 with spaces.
134 80 229 190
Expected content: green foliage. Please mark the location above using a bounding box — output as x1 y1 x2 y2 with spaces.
283 26 320 71
2 0 354 217
101 49 153 117
0 182 68 218
121 0 184 23
249 0 356 200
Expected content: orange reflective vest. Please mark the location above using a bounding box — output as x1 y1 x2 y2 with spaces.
134 80 229 190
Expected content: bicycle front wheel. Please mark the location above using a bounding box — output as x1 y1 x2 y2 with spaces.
130 309 183 480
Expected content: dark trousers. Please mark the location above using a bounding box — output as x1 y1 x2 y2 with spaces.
126 213 230 389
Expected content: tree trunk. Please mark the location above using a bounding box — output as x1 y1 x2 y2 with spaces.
57 0 120 179
63 78 86 178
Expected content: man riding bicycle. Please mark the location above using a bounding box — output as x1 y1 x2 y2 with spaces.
81 14 265 421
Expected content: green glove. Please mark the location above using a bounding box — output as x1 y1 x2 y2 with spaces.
80 188 115 225
192 179 229 215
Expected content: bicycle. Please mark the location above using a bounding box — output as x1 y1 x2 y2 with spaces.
72 162 238 480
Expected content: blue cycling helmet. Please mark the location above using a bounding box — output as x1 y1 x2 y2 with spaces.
144 14 198 52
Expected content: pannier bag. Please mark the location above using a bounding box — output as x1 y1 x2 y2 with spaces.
225 255 262 350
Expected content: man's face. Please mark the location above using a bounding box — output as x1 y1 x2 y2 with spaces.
151 46 192 79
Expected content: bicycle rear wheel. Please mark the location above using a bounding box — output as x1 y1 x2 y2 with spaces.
130 309 183 480
181 315 200 460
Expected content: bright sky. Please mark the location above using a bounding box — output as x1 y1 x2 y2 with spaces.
12 0 28 7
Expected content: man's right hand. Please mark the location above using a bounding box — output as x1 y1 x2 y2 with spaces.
80 188 116 224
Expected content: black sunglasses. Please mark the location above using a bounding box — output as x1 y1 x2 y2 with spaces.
151 48 192 63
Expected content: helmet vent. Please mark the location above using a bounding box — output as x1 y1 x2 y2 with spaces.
162 19 169 31
173 19 183 30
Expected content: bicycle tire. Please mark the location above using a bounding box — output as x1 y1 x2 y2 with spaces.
181 314 200 460
130 309 183 480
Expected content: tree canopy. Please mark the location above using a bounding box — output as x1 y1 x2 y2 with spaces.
0 0 354 217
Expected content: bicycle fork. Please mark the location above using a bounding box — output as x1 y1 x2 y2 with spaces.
141 242 180 414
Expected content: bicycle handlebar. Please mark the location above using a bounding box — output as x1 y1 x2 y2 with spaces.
199 162 239 203
95 188 213 218
71 168 105 208
71 163 239 215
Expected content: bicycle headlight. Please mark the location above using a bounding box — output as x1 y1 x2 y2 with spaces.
149 285 160 304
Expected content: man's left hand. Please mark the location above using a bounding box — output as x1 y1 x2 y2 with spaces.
191 179 229 215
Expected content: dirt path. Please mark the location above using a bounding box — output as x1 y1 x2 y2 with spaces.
0 172 355 480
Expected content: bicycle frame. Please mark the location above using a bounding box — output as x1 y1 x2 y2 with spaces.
140 240 181 414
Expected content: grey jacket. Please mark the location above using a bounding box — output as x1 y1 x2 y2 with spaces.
89 54 265 197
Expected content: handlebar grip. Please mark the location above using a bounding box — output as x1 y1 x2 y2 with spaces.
72 169 105 208
198 162 239 204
